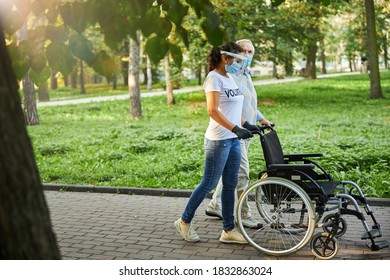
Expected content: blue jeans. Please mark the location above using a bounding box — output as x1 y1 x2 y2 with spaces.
182 137 241 231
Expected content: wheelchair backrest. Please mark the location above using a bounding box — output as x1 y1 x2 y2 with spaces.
260 130 285 168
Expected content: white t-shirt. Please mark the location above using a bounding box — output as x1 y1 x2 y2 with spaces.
203 71 244 140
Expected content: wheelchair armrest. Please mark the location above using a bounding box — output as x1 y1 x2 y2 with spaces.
268 163 315 170
284 153 323 161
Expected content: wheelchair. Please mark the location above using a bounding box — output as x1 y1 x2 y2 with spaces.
236 126 389 259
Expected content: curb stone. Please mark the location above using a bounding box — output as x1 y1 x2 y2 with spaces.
42 183 390 206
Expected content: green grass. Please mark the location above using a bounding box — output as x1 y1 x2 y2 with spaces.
28 71 390 198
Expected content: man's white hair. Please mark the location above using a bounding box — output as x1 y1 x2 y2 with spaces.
236 39 254 46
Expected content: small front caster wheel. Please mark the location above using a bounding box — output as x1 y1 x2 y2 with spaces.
322 214 347 238
310 232 339 260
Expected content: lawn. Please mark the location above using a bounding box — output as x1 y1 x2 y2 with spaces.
28 71 390 198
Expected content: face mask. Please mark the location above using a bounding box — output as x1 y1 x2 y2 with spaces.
242 54 253 69
225 60 242 76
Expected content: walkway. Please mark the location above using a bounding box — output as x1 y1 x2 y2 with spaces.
37 72 361 108
44 188 390 260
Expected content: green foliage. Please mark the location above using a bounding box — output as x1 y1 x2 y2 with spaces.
2 0 224 84
91 50 116 81
28 72 390 198
69 34 95 64
46 42 76 77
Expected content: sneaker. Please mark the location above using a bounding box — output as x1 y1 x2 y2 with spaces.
241 216 263 229
174 218 200 242
205 206 223 219
219 228 248 244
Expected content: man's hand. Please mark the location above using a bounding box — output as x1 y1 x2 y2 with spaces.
243 121 261 133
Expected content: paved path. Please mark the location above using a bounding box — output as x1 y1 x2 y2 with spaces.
44 190 390 260
37 72 361 108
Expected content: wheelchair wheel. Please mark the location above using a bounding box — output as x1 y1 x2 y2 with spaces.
322 213 347 238
237 177 316 256
310 232 339 260
256 173 322 226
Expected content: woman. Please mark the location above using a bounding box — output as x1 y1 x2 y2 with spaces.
206 39 272 229
174 42 253 244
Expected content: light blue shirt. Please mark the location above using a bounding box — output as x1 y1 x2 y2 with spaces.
232 73 264 125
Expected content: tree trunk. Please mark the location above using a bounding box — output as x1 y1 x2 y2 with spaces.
122 40 129 86
305 42 317 79
197 67 202 85
384 33 388 69
272 39 277 77
17 21 39 125
71 67 77 89
0 25 60 260
365 0 383 99
165 56 175 105
38 81 50 102
320 39 327 74
285 51 293 76
22 73 39 125
63 75 68 87
50 72 57 89
112 74 117 90
146 55 152 91
129 32 142 119
79 60 86 94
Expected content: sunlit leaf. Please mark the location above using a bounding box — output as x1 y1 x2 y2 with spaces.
156 17 173 38
69 34 95 65
271 0 285 7
175 25 189 48
166 0 189 26
30 66 51 86
30 52 47 73
185 0 202 18
59 2 89 33
201 18 224 47
145 36 170 64
91 50 116 81
169 44 183 68
140 6 161 37
45 25 69 44
46 42 76 77
6 43 29 80
45 7 59 23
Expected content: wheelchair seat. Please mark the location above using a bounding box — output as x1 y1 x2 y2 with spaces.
259 128 335 199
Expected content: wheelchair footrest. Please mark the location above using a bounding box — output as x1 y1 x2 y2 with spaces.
361 228 382 240
366 240 389 251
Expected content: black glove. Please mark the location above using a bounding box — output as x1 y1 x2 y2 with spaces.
243 121 261 133
232 125 253 139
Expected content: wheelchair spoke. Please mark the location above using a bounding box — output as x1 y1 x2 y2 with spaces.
237 178 316 256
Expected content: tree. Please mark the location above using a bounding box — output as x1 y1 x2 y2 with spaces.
0 25 60 259
129 32 142 119
365 0 383 99
165 55 175 105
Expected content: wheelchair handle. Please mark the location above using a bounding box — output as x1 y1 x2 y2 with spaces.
251 123 275 135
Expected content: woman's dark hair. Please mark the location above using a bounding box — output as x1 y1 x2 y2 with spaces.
207 42 244 71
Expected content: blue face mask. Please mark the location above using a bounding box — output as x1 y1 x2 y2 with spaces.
242 54 253 69
225 60 242 76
